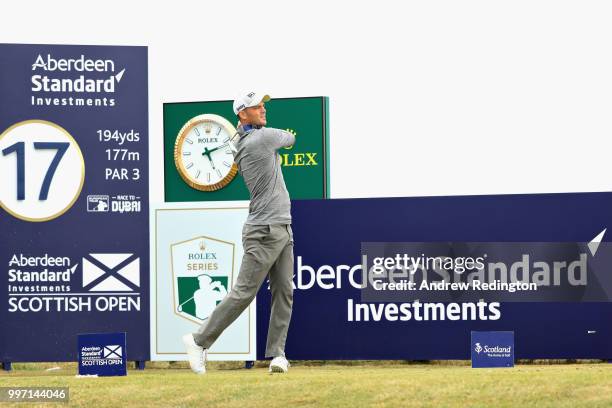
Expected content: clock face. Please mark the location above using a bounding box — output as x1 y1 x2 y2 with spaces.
174 114 238 191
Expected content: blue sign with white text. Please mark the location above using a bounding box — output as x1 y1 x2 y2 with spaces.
78 332 127 376
256 193 612 360
471 331 514 368
0 43 149 363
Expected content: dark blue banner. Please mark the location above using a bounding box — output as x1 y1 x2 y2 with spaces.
257 193 612 359
0 44 149 362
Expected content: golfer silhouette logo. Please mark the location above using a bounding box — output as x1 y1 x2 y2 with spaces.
178 274 227 320
96 200 108 212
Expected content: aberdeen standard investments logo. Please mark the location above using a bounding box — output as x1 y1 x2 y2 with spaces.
30 53 126 108
171 236 235 323
6 252 141 313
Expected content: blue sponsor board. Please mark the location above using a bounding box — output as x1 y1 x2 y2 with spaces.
78 332 127 376
256 192 612 360
471 331 514 368
0 44 149 362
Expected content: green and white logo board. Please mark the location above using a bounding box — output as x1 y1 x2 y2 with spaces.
150 201 255 361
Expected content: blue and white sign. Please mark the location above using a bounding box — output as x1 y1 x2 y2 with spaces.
0 43 149 363
78 332 127 376
471 331 514 368
257 193 612 360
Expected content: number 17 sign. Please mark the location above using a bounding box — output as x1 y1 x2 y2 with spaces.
0 43 149 365
0 120 84 222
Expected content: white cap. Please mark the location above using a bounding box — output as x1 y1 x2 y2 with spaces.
233 91 271 115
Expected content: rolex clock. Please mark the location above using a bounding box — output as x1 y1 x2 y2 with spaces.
174 114 238 191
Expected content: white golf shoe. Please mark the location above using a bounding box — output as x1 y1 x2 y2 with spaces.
182 333 207 374
269 356 290 373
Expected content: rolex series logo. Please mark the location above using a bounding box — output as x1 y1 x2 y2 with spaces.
171 236 235 323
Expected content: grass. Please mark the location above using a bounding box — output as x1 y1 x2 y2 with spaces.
0 362 610 407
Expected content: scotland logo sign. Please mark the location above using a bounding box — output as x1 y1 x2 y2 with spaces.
471 331 514 368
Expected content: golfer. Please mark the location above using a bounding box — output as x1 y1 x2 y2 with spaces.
183 91 295 374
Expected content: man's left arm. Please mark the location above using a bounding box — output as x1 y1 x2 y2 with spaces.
262 128 295 151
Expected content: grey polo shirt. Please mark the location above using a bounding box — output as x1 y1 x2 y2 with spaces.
233 125 295 225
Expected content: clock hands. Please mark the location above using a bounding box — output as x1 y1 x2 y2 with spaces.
202 147 217 170
206 143 229 155
202 143 230 171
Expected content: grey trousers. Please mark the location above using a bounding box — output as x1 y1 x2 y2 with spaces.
193 223 294 358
